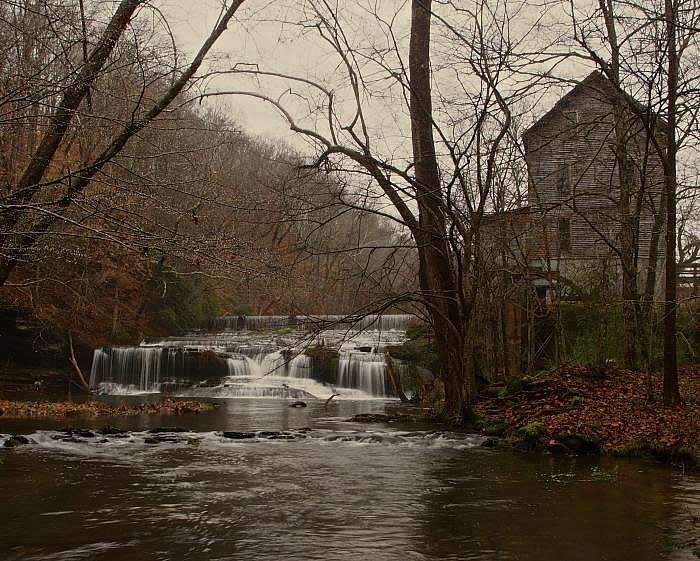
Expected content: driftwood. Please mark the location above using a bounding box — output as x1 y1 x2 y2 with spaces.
68 332 92 392
325 393 340 406
384 352 409 403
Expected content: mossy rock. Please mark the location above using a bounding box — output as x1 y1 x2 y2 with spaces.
482 420 510 437
304 346 339 385
512 422 548 451
626 444 700 466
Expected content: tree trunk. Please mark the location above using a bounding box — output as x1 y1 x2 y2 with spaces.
663 0 680 405
409 0 471 419
600 0 640 370
639 187 666 376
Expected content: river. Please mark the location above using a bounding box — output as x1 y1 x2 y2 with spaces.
1 397 699 561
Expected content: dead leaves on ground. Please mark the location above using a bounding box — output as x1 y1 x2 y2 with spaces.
0 399 215 418
476 366 700 452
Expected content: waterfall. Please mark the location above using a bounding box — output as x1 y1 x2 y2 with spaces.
90 347 231 394
210 315 290 331
92 313 415 399
245 356 263 378
90 347 164 393
293 314 415 331
337 352 390 397
259 351 286 377
89 349 108 389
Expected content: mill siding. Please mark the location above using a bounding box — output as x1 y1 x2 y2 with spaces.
522 71 665 266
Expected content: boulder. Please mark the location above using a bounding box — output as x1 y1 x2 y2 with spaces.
481 420 509 437
289 401 307 408
63 428 95 438
545 439 570 455
557 433 601 455
144 435 179 444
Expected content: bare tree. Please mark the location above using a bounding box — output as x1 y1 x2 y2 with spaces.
195 0 537 418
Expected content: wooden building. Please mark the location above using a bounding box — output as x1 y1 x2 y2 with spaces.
523 71 665 278
477 71 669 377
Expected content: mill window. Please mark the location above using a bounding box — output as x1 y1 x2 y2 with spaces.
558 162 575 195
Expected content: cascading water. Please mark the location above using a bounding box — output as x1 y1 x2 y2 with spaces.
338 352 391 397
90 314 418 399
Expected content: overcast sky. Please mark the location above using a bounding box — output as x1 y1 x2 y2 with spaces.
158 0 334 148
148 0 600 161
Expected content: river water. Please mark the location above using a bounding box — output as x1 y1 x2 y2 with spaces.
1 398 699 561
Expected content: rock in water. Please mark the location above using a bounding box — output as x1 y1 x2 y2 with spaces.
289 401 307 408
3 435 30 448
222 431 256 439
350 413 392 423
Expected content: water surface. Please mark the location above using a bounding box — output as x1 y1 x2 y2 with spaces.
1 398 698 561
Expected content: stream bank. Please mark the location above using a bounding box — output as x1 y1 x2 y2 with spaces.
474 365 700 467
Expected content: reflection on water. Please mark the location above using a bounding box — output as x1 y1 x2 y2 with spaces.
0 398 699 561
